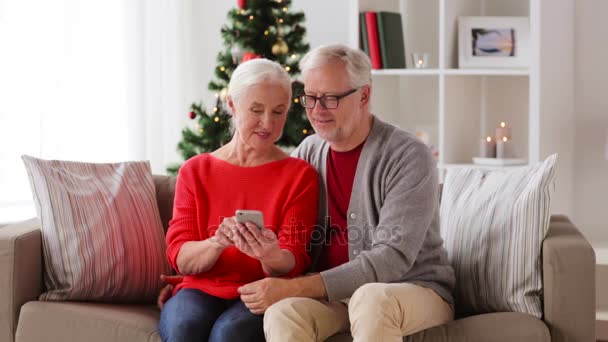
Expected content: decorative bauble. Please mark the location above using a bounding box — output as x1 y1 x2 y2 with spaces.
272 38 289 55
230 45 243 64
237 0 247 9
219 88 228 101
189 111 196 119
241 52 261 63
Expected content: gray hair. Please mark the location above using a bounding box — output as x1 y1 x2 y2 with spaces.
299 44 372 88
227 58 292 107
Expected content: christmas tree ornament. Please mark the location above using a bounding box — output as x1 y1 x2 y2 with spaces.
189 111 196 119
242 52 261 63
272 37 289 55
219 88 228 101
237 0 247 9
231 45 243 64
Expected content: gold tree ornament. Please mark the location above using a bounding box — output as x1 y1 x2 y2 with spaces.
219 87 228 101
272 37 289 55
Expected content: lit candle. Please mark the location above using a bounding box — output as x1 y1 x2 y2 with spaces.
495 121 511 142
496 136 514 158
479 136 496 158
412 53 429 69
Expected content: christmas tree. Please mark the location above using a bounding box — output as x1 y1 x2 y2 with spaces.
167 0 313 175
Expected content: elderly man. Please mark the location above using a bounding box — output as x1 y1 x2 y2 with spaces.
236 44 455 342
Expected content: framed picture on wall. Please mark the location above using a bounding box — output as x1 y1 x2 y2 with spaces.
458 16 530 69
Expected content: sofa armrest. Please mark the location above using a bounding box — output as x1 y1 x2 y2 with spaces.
543 215 595 342
0 219 43 342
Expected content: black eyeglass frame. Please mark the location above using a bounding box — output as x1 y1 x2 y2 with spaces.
299 88 360 109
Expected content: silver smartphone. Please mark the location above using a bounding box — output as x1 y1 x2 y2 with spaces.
235 210 264 230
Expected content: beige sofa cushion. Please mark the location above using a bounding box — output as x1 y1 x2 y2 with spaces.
16 301 161 342
15 302 549 342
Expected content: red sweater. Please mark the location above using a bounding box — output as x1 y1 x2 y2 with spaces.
166 154 318 299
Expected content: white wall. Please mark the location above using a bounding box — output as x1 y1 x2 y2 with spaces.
574 0 608 243
539 0 575 219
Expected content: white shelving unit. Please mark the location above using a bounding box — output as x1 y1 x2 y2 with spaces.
349 0 540 173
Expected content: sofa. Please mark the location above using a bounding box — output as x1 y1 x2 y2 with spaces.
0 175 596 342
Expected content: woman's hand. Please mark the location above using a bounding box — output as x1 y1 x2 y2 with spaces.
210 216 238 248
223 217 295 276
229 221 281 262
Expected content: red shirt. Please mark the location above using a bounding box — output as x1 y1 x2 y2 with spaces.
317 142 365 272
165 154 318 299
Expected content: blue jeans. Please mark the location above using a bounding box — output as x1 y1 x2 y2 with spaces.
158 288 265 342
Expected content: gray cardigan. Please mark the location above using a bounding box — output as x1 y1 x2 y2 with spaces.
292 116 455 305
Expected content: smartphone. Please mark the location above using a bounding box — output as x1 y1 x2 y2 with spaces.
235 210 264 230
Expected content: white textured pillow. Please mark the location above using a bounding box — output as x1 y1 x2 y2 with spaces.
22 156 171 303
440 154 557 318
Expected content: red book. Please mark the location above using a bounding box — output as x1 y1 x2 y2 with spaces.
364 12 382 69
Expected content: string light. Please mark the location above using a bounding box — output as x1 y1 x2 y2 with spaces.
277 0 282 3
293 98 299 103
279 18 284 23
285 66 291 71
249 15 254 20
291 54 297 59
213 107 218 113
214 116 220 122
302 129 308 134
199 128 204 133
240 10 245 15
220 66 226 72
282 7 288 12
264 30 269 35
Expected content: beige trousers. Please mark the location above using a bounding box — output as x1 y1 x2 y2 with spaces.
263 283 453 342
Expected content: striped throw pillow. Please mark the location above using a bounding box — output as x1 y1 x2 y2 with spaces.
440 154 557 318
22 156 171 303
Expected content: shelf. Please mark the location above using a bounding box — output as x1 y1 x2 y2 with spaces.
443 69 530 76
372 69 440 76
354 0 541 173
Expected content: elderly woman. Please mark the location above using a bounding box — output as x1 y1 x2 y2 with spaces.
158 59 318 342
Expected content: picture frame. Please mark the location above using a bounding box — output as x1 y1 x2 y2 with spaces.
458 16 530 69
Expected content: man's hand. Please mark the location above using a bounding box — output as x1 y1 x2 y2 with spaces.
238 277 295 314
157 274 184 310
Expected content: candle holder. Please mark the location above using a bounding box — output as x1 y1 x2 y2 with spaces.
412 53 429 69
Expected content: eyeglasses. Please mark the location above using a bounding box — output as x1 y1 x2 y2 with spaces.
299 88 359 109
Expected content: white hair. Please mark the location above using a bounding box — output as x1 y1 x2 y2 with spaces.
299 44 372 88
227 58 292 107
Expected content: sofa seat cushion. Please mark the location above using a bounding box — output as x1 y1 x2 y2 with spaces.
15 301 161 342
326 312 550 342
